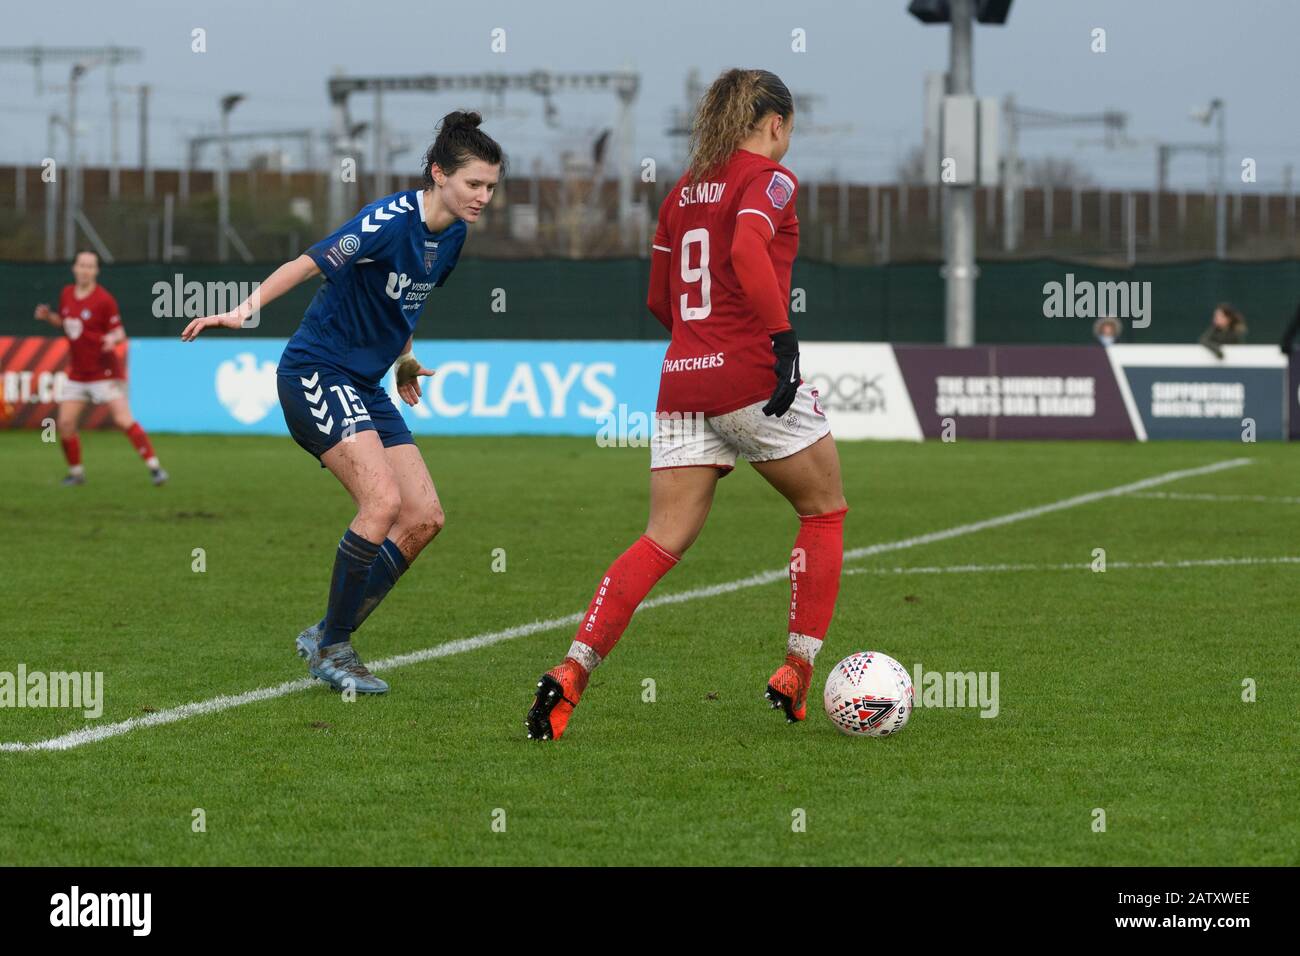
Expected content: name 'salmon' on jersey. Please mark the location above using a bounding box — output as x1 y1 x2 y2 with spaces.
280 188 466 386
653 148 800 417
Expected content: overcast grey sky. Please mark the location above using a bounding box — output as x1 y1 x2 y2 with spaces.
3 0 1298 190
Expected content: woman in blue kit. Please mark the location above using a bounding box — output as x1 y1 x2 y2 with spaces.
182 111 504 693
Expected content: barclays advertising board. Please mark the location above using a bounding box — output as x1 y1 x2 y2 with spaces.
125 339 667 436
4 339 1290 441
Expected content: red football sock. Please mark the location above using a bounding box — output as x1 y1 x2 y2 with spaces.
787 508 848 662
567 534 679 670
61 435 82 468
124 422 156 463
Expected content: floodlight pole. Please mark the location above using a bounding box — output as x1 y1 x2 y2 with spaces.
218 94 244 263
944 0 976 346
63 63 86 259
46 113 64 261
1213 99 1226 259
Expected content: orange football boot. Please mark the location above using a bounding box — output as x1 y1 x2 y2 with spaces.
526 658 590 740
764 654 812 723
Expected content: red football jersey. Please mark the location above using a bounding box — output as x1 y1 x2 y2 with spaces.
652 148 799 416
58 284 124 382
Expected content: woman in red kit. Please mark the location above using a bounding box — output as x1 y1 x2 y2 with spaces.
527 68 847 740
33 250 167 486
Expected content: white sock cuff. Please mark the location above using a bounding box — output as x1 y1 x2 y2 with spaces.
787 632 823 666
566 640 602 673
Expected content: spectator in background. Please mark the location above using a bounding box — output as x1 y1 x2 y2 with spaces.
1279 301 1300 354
1093 316 1122 346
1199 302 1247 359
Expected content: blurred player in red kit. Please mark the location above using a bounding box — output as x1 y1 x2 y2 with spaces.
33 250 168 487
527 68 847 740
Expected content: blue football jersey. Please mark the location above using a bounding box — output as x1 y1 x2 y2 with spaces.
279 188 466 385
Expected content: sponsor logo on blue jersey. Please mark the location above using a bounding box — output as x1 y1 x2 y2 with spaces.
281 189 467 385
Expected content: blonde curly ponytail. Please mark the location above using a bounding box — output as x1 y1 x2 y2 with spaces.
686 69 793 184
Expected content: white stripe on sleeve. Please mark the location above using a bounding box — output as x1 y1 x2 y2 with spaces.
737 208 776 236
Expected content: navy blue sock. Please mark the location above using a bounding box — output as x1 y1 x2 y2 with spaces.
353 539 409 631
320 529 381 648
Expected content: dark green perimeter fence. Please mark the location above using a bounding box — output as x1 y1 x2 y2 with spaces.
3 258 1297 345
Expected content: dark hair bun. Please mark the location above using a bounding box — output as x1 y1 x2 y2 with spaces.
442 110 483 131
422 110 505 185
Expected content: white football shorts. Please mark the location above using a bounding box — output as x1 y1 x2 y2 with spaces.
650 382 831 472
61 378 126 404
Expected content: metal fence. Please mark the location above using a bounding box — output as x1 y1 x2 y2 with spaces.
4 163 1300 266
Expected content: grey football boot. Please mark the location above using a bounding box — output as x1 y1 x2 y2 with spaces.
309 640 389 694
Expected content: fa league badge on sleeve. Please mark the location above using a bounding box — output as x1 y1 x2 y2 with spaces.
323 234 359 270
766 171 794 210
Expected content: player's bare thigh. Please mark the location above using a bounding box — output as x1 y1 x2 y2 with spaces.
383 443 444 562
57 399 87 435
750 434 847 516
105 395 135 430
321 430 402 541
645 465 721 556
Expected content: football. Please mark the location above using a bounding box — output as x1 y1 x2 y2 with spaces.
823 651 915 737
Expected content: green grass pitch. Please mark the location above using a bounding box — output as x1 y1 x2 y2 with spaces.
0 431 1296 865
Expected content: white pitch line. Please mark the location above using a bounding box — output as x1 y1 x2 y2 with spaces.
845 555 1300 577
839 456 1252 562
1129 491 1300 505
0 456 1252 754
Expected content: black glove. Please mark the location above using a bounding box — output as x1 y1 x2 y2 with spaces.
762 329 801 417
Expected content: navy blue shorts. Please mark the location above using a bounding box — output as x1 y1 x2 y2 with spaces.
277 367 414 463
